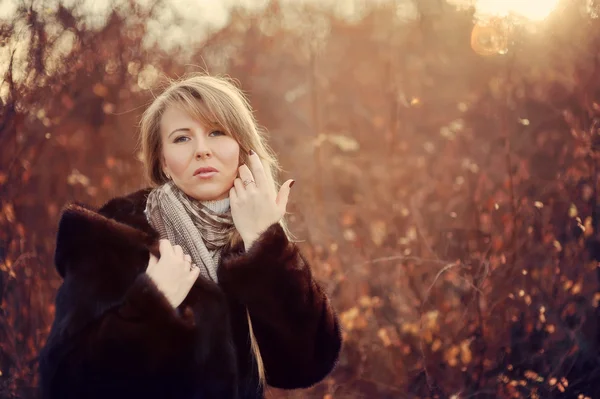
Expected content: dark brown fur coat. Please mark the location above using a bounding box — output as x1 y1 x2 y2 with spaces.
39 189 342 399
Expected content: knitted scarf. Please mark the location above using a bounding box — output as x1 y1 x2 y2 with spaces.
144 181 235 282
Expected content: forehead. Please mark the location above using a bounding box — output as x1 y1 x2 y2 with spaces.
160 105 196 127
159 104 211 135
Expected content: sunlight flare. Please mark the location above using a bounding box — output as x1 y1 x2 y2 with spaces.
470 0 561 21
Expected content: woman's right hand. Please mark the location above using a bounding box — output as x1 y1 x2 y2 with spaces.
146 239 200 308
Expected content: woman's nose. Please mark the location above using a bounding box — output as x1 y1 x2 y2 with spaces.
196 149 211 159
195 139 212 159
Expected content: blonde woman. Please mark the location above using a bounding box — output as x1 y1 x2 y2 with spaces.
39 75 342 399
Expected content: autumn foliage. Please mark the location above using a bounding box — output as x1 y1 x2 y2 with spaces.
3 0 600 398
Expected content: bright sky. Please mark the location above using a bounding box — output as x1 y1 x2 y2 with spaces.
0 0 567 50
448 0 563 21
0 0 413 65
0 0 576 90
0 0 572 24
0 0 389 93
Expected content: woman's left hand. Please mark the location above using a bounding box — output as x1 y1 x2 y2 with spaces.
230 151 294 249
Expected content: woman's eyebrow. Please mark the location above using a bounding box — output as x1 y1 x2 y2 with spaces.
168 128 190 138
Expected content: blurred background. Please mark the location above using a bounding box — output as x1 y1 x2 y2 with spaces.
2 0 600 397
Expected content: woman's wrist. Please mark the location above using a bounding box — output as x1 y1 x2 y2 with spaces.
242 234 259 251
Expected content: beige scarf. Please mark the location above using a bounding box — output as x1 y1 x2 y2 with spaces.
144 181 235 282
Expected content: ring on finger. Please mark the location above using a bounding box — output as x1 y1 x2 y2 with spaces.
242 179 255 187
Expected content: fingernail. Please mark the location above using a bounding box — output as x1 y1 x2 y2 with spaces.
249 149 254 155
289 180 295 188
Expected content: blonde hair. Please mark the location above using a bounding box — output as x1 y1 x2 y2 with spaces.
138 74 288 387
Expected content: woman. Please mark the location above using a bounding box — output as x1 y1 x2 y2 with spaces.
39 75 342 399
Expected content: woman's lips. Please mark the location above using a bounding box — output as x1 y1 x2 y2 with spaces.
194 167 218 179
194 171 217 179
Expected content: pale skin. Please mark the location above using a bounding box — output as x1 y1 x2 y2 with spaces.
145 105 294 308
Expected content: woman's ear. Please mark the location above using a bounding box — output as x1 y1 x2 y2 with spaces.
161 157 171 180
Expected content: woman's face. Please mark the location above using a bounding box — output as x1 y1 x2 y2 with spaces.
160 105 240 201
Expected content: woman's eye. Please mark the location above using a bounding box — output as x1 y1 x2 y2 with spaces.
209 130 225 137
174 136 189 143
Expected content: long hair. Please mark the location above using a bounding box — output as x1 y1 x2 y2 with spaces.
137 74 287 387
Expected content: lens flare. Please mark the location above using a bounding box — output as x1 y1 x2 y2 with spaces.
470 0 560 21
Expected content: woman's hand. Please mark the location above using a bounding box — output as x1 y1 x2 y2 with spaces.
230 150 294 249
146 239 200 308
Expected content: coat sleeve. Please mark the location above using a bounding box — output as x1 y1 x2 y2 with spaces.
217 223 342 389
39 205 200 399
40 274 200 399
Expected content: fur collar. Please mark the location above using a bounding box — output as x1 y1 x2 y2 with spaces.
53 188 233 305
53 189 160 279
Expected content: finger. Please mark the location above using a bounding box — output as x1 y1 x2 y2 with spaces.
276 179 295 213
233 178 246 199
159 239 174 256
173 244 184 258
229 186 238 204
184 254 192 264
147 253 158 272
247 150 268 188
189 264 201 280
238 164 256 190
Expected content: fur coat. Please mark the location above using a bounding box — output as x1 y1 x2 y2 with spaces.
39 188 342 399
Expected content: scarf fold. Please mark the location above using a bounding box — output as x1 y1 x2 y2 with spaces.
144 181 235 282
